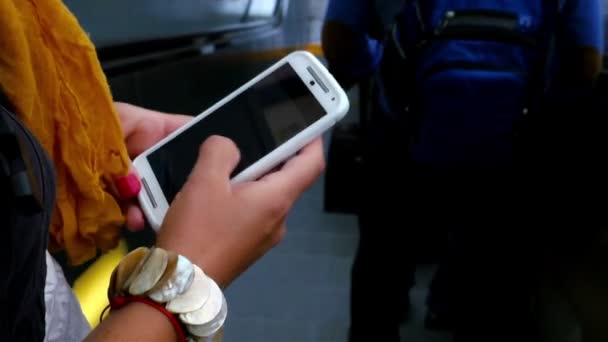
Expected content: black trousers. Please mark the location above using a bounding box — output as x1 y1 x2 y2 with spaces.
348 110 417 342
349 108 459 341
348 108 540 342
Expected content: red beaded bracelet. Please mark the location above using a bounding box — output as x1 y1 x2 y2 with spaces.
106 296 187 342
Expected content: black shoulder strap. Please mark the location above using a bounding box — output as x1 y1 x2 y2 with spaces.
412 0 427 33
0 94 42 215
526 0 561 112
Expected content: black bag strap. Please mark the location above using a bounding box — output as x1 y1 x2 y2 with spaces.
0 92 42 215
527 0 562 112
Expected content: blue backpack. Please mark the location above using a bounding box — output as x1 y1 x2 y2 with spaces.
380 0 560 170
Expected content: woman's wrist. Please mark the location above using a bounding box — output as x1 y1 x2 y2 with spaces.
86 300 178 341
155 238 229 289
156 231 265 290
103 246 228 341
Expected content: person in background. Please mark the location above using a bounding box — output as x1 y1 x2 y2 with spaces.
322 0 604 341
322 1 445 341
0 1 325 341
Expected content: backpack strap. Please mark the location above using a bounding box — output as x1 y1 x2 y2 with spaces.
525 0 561 114
412 0 427 34
0 93 42 215
388 0 423 61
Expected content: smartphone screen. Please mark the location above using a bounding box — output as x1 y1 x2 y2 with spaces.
147 63 327 203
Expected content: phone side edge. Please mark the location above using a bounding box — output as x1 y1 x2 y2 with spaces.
230 113 336 184
132 155 169 231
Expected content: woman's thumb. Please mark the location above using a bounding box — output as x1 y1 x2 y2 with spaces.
187 135 241 186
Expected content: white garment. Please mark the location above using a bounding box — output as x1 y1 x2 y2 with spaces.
44 252 91 342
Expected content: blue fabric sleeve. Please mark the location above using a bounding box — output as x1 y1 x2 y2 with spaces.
561 0 605 52
324 0 385 80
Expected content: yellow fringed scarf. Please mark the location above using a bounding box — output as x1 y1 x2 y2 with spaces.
0 0 131 265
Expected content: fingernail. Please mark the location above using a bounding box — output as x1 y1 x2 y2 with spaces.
115 173 141 200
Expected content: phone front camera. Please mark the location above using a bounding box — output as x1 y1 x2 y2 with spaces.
309 80 316 86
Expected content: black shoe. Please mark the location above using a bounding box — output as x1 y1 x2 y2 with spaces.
349 298 409 342
348 326 401 342
424 308 453 332
398 297 411 324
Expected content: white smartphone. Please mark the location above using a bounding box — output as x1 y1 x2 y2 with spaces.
132 51 350 230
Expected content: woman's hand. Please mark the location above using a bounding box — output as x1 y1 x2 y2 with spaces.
114 101 326 288
156 136 325 288
114 102 192 231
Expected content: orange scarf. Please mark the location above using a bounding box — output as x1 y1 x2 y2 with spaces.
0 0 130 265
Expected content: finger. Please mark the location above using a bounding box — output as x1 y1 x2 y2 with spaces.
124 204 145 232
260 138 325 198
124 113 193 159
161 113 192 137
117 102 190 136
117 103 192 158
113 171 141 201
112 168 144 232
186 135 241 188
281 138 325 173
270 222 287 248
